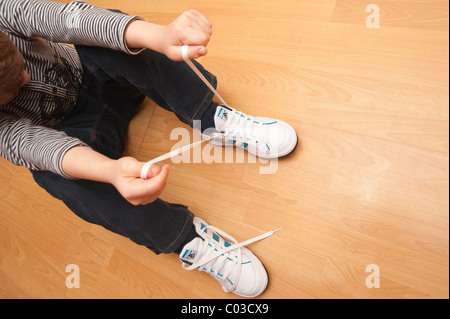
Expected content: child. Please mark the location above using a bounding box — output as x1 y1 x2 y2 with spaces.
0 0 297 298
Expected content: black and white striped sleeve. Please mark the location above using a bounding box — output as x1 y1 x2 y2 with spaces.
0 114 87 178
0 0 143 54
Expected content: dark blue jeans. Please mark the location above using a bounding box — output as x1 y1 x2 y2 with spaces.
31 45 218 254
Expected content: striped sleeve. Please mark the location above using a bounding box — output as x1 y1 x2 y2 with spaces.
0 0 143 54
0 114 87 178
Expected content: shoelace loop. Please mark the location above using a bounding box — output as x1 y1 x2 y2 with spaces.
182 226 282 292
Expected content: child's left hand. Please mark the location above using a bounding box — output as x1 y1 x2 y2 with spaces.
125 10 212 61
159 9 212 61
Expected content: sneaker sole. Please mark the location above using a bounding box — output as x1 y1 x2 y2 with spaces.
208 131 299 160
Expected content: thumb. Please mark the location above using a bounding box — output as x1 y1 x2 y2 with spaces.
148 164 162 178
179 45 207 60
143 164 170 192
139 163 162 179
168 44 207 61
188 46 207 59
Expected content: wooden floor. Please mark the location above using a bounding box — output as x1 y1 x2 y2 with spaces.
0 0 448 299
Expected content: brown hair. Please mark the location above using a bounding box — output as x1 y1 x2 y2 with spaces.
0 30 25 105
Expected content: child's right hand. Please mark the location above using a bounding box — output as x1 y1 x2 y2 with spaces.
110 156 170 206
62 146 170 205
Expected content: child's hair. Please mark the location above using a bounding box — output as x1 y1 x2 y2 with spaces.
0 30 25 105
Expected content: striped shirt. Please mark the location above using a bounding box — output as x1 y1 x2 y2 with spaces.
0 0 142 178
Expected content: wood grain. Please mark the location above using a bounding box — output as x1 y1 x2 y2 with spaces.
0 0 448 299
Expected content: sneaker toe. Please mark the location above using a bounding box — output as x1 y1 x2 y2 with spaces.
258 120 298 159
233 247 268 298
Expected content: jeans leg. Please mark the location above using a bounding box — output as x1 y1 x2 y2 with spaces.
75 45 218 127
32 170 193 254
31 66 194 254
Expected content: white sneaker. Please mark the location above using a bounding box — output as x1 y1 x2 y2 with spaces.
179 217 279 298
204 105 298 159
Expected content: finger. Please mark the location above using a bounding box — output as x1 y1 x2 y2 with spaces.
190 18 212 37
188 9 212 31
184 27 210 46
180 10 211 39
143 164 170 194
182 28 210 58
191 23 212 40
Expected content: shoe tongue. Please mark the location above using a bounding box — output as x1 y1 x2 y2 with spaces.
214 105 233 131
179 237 203 265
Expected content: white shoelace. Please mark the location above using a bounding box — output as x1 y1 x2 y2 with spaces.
182 225 282 292
181 45 229 107
140 133 219 179
141 45 227 179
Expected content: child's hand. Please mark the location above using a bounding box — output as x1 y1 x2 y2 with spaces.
160 9 212 61
62 146 169 205
111 156 170 206
125 10 212 61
